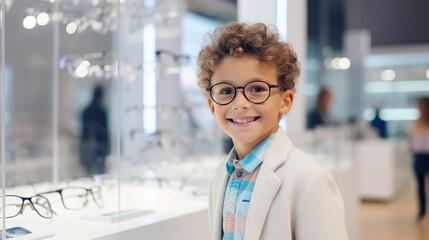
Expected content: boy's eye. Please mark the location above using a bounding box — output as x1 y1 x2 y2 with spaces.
219 88 234 95
248 85 267 93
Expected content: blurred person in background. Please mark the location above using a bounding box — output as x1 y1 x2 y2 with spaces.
307 88 333 129
410 96 429 220
370 108 388 138
80 86 110 175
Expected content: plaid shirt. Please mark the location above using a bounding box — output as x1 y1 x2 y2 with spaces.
222 135 274 240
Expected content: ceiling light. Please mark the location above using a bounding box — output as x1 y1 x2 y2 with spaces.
339 57 351 69
332 58 340 69
381 69 395 81
23 16 37 29
37 12 50 26
66 22 77 34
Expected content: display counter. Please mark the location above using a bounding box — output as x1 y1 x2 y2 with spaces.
356 139 411 200
3 181 209 240
2 154 358 240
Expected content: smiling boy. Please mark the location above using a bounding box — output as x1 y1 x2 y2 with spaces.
198 23 348 240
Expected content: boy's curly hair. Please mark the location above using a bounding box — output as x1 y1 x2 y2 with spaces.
197 22 300 93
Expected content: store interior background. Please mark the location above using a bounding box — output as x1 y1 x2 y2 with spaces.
1 0 429 239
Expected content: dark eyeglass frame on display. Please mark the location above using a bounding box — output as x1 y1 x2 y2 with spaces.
38 186 103 210
0 195 55 219
206 80 286 105
155 49 190 66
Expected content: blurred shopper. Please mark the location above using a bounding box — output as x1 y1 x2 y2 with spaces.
370 108 388 138
307 88 333 129
410 97 429 220
80 86 110 175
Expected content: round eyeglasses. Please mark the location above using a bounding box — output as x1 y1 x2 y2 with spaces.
206 80 286 105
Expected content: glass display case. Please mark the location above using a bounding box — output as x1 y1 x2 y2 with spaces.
0 0 226 239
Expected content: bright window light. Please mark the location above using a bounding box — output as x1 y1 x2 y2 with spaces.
365 80 429 93
143 22 157 135
380 108 420 121
365 53 429 67
144 0 156 9
276 0 287 41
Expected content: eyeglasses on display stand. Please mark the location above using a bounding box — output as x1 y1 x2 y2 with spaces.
0 195 54 219
1 0 219 239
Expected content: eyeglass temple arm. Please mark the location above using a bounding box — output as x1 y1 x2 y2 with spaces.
269 84 286 91
38 190 60 195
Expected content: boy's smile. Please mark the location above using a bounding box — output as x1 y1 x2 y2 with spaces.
207 56 294 159
227 116 261 126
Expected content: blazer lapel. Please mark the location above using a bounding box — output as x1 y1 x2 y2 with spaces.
244 128 293 240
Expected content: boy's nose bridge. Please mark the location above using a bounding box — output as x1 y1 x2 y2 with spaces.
232 88 250 106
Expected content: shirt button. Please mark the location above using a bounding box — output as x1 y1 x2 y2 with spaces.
228 203 234 212
236 171 242 177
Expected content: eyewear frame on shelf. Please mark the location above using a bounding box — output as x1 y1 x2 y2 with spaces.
0 194 54 219
206 80 286 105
155 49 190 66
38 186 103 210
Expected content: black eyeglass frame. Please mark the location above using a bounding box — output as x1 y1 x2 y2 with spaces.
1 194 54 219
206 80 286 105
38 186 103 210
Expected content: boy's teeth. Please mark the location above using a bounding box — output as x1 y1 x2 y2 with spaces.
232 117 256 124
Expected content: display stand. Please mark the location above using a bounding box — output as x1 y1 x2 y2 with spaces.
356 139 411 200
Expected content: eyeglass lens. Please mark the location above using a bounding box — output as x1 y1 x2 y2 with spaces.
0 196 22 218
0 195 53 218
31 195 53 218
60 187 103 209
61 187 90 209
210 81 271 105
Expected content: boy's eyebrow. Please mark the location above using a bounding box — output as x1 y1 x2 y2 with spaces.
214 77 272 86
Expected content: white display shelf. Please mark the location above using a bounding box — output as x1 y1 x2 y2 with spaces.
3 182 209 240
356 139 411 200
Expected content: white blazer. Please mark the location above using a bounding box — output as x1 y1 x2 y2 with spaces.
209 129 349 240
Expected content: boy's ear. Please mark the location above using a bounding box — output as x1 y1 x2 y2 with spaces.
280 90 294 115
207 97 216 115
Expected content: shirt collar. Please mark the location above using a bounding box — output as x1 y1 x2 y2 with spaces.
225 133 274 175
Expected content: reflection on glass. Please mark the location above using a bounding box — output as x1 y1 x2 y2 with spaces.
80 86 110 175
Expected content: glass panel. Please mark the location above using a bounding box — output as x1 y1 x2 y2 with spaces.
118 0 225 235
2 0 119 238
1 0 236 238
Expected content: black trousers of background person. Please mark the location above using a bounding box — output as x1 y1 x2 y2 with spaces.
413 153 429 218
